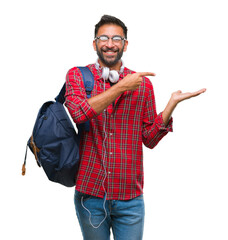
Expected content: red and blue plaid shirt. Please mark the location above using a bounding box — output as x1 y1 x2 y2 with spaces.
65 64 173 200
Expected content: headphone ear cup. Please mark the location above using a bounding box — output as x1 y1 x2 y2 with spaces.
109 70 119 83
102 67 110 81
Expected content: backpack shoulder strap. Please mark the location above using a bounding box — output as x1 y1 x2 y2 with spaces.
55 67 94 104
77 67 94 132
78 67 94 98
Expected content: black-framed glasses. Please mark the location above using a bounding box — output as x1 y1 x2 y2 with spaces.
95 35 126 44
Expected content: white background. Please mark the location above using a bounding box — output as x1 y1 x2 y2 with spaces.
1 0 227 239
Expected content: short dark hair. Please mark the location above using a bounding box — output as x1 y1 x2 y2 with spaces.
94 15 128 39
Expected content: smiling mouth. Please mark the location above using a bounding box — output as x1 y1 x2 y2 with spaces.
104 51 116 55
102 47 118 54
102 49 118 58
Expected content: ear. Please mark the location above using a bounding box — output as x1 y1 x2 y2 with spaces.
123 40 128 52
93 40 97 51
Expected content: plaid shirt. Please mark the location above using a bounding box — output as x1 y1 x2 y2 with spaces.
65 64 173 200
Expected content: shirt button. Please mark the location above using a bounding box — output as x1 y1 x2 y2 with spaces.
110 152 113 155
108 171 111 174
110 133 113 136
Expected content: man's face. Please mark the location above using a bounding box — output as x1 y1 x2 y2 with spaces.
93 24 128 68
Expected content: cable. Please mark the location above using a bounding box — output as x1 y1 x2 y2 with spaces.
80 74 108 228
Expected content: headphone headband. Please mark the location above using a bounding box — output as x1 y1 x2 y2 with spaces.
95 59 125 83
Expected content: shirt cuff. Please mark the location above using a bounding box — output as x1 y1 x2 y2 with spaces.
156 112 173 132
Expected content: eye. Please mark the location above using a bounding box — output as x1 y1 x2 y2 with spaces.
112 36 122 42
99 35 109 41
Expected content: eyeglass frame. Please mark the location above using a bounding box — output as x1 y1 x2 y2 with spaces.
94 35 127 44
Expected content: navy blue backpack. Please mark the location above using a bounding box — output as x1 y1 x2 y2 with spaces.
22 67 94 187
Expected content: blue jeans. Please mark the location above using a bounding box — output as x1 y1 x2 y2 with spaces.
74 190 145 240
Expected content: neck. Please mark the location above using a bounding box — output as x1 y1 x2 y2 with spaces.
98 59 122 71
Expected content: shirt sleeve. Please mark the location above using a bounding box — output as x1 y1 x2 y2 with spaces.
64 67 98 124
142 79 173 149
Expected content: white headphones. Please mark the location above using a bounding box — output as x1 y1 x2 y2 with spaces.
95 59 125 83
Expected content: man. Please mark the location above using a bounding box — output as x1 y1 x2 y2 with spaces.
65 15 206 240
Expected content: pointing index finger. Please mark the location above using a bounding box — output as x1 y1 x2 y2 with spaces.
138 72 156 77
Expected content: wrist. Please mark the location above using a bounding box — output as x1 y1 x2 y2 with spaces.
116 80 127 93
168 97 178 109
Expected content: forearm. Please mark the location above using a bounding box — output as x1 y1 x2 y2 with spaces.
88 72 156 114
88 82 125 114
162 98 177 126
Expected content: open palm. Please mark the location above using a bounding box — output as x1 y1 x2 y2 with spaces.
171 88 207 104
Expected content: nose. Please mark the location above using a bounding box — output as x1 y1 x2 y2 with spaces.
106 38 115 48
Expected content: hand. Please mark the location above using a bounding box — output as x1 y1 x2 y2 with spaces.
119 72 156 91
171 88 207 106
162 88 207 126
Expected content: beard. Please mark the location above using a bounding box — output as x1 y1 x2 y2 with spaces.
96 43 124 68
